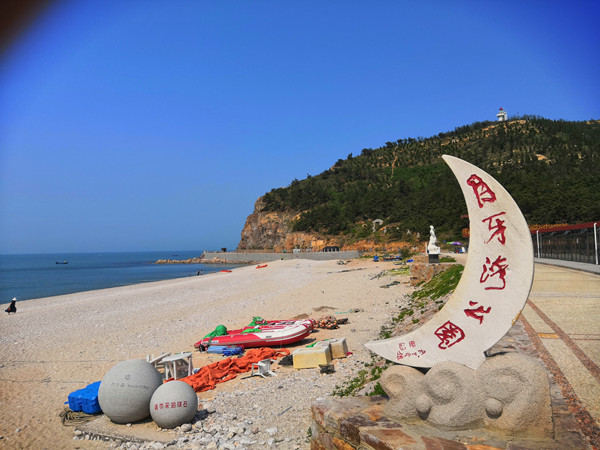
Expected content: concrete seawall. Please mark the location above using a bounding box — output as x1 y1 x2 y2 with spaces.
203 251 360 263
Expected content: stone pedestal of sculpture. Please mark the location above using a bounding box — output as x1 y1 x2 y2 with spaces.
379 353 553 436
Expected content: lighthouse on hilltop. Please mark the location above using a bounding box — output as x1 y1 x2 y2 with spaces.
496 107 507 122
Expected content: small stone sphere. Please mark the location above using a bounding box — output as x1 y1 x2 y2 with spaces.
485 397 504 418
98 359 163 424
150 381 198 429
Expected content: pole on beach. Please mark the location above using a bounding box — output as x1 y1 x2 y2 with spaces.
594 222 598 265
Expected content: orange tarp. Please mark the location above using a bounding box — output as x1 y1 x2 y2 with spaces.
181 347 290 392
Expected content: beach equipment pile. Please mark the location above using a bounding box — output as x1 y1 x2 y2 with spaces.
181 347 290 392
316 315 348 329
62 314 321 432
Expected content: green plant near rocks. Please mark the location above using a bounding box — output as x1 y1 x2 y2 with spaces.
386 267 410 276
333 356 390 397
333 369 369 396
369 382 386 396
379 323 392 339
368 365 386 381
393 309 408 322
412 264 464 300
390 296 418 326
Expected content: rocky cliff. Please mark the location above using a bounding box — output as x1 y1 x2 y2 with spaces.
237 197 329 251
237 197 419 253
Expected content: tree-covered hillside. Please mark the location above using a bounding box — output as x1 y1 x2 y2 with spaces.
261 117 600 242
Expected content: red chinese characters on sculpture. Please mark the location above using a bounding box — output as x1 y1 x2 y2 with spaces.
434 321 465 349
396 341 424 360
464 301 491 324
482 212 507 245
466 174 497 208
398 340 417 351
480 255 508 290
397 349 426 360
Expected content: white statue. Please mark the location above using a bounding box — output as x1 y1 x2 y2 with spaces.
427 225 440 254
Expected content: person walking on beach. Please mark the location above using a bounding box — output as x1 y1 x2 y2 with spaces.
5 297 17 314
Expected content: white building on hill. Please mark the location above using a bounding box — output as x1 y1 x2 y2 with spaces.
497 107 507 122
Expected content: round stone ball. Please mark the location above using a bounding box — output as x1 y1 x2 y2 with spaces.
150 381 198 429
98 359 163 424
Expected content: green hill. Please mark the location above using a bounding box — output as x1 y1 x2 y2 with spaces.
259 117 600 243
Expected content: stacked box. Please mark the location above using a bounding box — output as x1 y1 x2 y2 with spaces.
292 346 332 369
315 338 348 359
68 381 102 414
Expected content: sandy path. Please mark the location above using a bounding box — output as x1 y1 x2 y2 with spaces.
0 258 410 449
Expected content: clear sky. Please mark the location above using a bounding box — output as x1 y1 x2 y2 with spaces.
1 1 598 254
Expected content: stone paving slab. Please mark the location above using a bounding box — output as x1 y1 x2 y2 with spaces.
521 262 600 449
542 339 600 423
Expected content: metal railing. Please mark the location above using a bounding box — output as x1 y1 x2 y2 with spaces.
532 223 599 265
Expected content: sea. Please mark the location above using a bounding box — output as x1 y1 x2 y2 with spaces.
0 251 243 305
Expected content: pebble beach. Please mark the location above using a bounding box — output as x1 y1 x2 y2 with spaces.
0 258 414 449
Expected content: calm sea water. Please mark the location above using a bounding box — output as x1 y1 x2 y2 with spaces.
0 251 242 304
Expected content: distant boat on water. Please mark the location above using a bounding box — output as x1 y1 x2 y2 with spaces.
55 261 68 264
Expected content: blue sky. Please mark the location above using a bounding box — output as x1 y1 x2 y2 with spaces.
1 1 598 254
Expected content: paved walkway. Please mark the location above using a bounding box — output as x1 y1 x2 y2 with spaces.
522 260 600 448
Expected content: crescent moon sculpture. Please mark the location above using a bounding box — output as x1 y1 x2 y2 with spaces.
365 155 534 370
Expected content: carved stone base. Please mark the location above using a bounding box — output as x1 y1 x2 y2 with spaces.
310 353 591 449
379 353 553 436
310 391 585 450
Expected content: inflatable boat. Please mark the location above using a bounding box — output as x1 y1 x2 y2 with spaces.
195 319 314 350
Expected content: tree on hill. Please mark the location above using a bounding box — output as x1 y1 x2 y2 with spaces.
261 117 600 242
